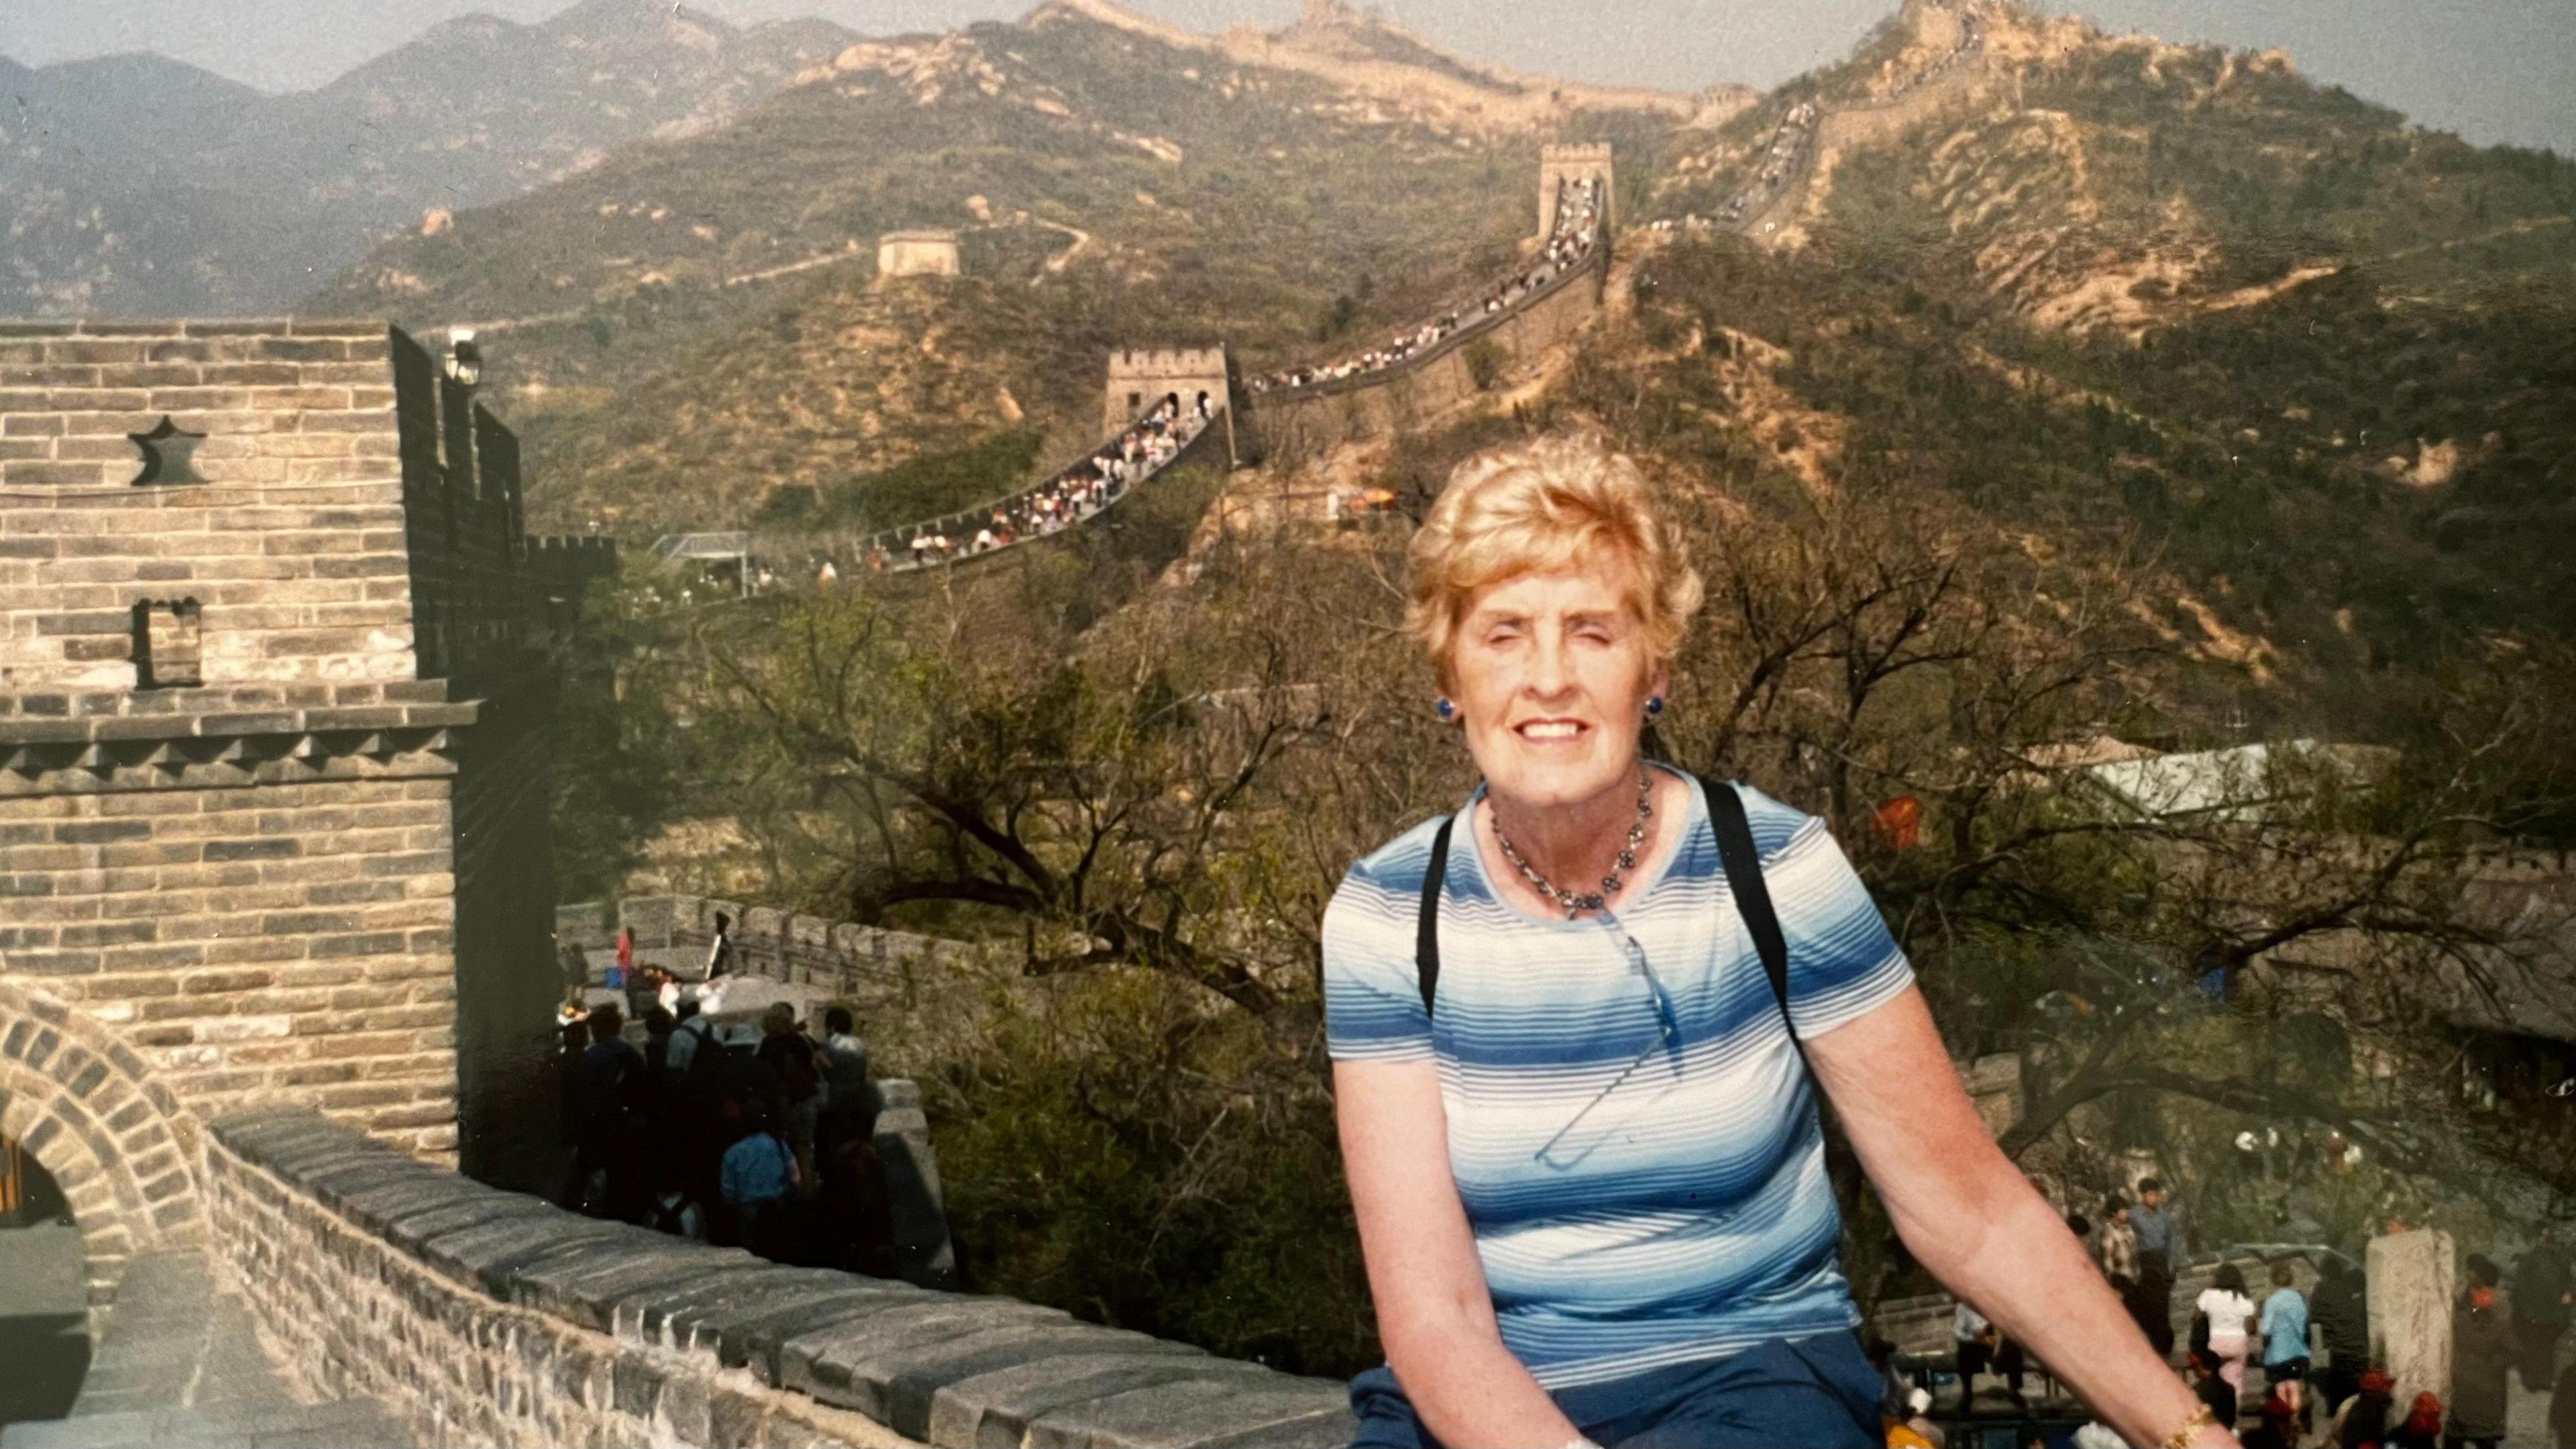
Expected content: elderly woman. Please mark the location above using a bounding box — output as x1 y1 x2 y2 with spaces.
1324 437 2233 1449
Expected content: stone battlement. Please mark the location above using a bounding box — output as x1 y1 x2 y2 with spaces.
557 894 985 1000
204 1108 1354 1448
1105 346 1229 378
1102 346 1234 443
1537 140 1616 238
525 535 619 605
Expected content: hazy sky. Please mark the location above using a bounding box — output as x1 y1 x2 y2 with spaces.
2 0 2569 156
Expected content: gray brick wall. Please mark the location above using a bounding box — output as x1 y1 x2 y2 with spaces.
206 1109 1356 1449
1 319 414 692
3 317 564 1282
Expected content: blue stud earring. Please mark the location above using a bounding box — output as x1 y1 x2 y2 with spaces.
1646 695 1665 718
1436 697 1457 721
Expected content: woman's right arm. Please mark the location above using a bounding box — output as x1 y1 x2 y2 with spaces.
1335 1058 1585 1449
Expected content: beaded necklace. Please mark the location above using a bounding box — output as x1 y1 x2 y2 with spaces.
1493 769 1656 919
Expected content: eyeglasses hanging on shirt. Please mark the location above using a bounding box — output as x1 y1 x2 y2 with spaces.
1534 923 1687 1171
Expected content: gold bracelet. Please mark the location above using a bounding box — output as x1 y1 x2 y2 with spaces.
2158 1403 2218 1449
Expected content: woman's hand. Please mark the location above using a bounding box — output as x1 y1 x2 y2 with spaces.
1334 1058 1586 1448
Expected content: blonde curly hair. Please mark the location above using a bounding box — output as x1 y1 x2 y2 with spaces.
1404 435 1705 686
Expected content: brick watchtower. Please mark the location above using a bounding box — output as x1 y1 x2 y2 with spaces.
1538 142 1616 240
0 319 564 1304
1104 345 1238 465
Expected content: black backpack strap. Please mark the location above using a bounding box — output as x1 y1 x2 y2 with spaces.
1704 777 1798 1044
1415 815 1455 1018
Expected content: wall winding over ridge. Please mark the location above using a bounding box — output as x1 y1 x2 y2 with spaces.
205 1108 1354 1448
1241 246 1607 462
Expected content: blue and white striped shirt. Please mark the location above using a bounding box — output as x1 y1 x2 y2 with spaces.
1324 767 1915 1389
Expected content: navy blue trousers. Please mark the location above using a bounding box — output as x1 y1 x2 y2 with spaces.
1348 1332 1884 1449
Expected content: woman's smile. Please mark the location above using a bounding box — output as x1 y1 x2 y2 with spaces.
1513 717 1589 745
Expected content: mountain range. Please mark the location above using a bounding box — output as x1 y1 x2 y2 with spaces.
6 0 2569 714
0 0 856 315
297 0 1721 529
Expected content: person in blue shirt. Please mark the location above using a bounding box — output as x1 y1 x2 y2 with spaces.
2257 1262 2311 1428
718 1098 799 1260
1326 436 2237 1449
2129 1179 2182 1356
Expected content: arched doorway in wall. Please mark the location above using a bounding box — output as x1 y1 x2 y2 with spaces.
0 1138 89 1427
0 986 207 1337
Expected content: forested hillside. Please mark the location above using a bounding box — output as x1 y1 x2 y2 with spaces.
506 0 2574 1382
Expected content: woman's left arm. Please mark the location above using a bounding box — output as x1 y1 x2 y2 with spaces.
1803 985 2235 1449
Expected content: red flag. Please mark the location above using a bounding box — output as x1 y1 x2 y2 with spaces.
1873 795 1922 851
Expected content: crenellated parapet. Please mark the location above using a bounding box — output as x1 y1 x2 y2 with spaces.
1104 344 1233 437
525 534 620 601
1540 141 1617 237
203 1107 1356 1448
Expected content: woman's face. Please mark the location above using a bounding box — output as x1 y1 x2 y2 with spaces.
1448 551 1664 814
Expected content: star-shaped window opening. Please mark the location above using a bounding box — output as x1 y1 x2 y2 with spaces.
128 415 209 487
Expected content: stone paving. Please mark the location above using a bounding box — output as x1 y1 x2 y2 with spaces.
0 1248 406 1449
0 1222 88 1428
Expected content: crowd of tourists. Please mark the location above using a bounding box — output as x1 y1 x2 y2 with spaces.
1654 12 1984 238
1877 1177 2576 1449
1246 175 1605 396
553 916 897 1274
861 391 1212 572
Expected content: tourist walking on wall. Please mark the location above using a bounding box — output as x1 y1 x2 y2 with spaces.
756 1003 828 1184
2094 1197 2139 1295
2446 1256 2512 1449
1323 437 2239 1449
660 1000 727 1216
1954 1301 1998 1407
562 1004 647 1220
2197 1264 2259 1402
705 912 736 979
815 1008 895 1279
2310 1254 2369 1417
2509 1231 2570 1391
817 1006 876 1148
719 1103 800 1263
2132 1179 2184 1356
2259 1262 2312 1426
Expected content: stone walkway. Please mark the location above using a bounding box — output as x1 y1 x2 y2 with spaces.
0 1222 88 1428
0 1250 408 1449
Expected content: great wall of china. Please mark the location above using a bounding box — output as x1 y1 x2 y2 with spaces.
0 21 2014 1440
832 11 1990 583
849 151 1612 576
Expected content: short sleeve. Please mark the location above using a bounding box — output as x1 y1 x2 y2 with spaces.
1321 861 1435 1064
1764 811 1916 1038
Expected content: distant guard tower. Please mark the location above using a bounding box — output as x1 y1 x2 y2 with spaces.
1538 142 1615 241
875 229 961 282
1104 346 1238 465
